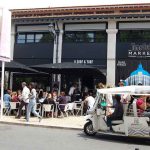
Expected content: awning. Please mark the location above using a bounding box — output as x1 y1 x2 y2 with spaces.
31 62 105 76
0 60 39 73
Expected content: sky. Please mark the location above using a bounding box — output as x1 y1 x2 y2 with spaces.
0 0 150 9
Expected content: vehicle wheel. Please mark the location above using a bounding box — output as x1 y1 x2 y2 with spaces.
84 121 97 136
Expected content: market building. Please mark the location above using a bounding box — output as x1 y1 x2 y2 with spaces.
10 3 150 90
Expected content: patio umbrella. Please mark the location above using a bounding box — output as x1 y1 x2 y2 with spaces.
30 62 104 75
0 60 39 73
125 64 150 86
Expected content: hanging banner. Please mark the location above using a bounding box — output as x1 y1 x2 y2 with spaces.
0 7 11 62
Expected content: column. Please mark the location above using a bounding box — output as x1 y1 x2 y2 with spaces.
106 21 118 86
57 22 63 63
53 22 63 64
11 23 15 60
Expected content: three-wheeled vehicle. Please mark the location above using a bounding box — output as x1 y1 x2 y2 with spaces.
84 86 150 138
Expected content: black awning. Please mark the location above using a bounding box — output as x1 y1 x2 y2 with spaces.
30 62 105 76
0 60 39 73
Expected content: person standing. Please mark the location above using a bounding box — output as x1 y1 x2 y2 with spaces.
16 82 30 119
26 82 42 122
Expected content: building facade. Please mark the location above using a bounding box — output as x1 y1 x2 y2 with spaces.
11 3 150 89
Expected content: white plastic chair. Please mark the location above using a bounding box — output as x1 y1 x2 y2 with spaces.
42 104 54 118
36 103 41 115
8 102 19 116
3 103 10 116
66 96 71 103
73 101 83 116
67 103 75 116
58 104 70 117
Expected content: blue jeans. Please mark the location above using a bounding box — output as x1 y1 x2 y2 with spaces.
26 99 40 122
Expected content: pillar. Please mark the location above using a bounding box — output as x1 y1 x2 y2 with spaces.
106 21 118 86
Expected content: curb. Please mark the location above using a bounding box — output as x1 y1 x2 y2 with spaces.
0 121 83 131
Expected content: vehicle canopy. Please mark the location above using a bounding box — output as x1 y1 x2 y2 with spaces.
97 85 150 96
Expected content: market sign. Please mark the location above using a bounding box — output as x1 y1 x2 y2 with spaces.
128 43 150 58
0 8 11 62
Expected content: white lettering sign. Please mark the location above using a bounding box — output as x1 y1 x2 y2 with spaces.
74 59 94 64
117 61 126 67
128 43 150 58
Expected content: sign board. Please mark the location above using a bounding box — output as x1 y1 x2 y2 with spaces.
128 43 150 58
0 8 11 62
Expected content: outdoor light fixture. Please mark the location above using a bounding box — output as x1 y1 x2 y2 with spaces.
48 23 56 36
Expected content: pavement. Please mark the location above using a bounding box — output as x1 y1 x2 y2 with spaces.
0 115 86 130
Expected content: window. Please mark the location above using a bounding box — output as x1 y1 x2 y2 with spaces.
64 31 107 43
26 34 34 43
35 34 43 43
118 30 150 42
17 34 25 43
16 32 54 44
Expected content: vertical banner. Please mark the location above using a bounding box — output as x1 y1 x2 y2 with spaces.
0 8 11 119
0 7 11 62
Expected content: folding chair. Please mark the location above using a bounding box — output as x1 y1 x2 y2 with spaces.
73 101 83 116
36 103 41 115
42 104 54 118
58 104 70 117
3 103 10 116
8 102 19 116
67 103 75 116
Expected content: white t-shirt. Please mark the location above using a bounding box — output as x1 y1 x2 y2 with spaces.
69 86 75 96
22 86 30 103
85 96 95 110
29 88 37 101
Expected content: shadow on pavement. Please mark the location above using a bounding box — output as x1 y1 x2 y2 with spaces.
78 131 150 146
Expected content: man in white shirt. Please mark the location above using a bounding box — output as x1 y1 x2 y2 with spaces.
83 92 95 114
16 82 30 119
68 84 77 96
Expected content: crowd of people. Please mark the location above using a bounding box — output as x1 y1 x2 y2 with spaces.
2 80 150 128
3 81 101 121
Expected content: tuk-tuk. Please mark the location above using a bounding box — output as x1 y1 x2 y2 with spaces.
84 86 150 138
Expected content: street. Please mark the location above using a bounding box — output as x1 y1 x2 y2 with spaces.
0 124 149 150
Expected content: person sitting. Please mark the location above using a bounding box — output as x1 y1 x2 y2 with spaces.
3 89 12 108
57 91 67 116
106 95 124 131
42 93 56 117
83 92 95 115
38 89 46 103
11 92 19 102
140 96 150 118
136 96 147 116
52 91 58 102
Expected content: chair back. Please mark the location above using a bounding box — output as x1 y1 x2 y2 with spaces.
43 104 53 112
10 102 18 109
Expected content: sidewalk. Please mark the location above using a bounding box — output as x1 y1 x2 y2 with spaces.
0 116 86 130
